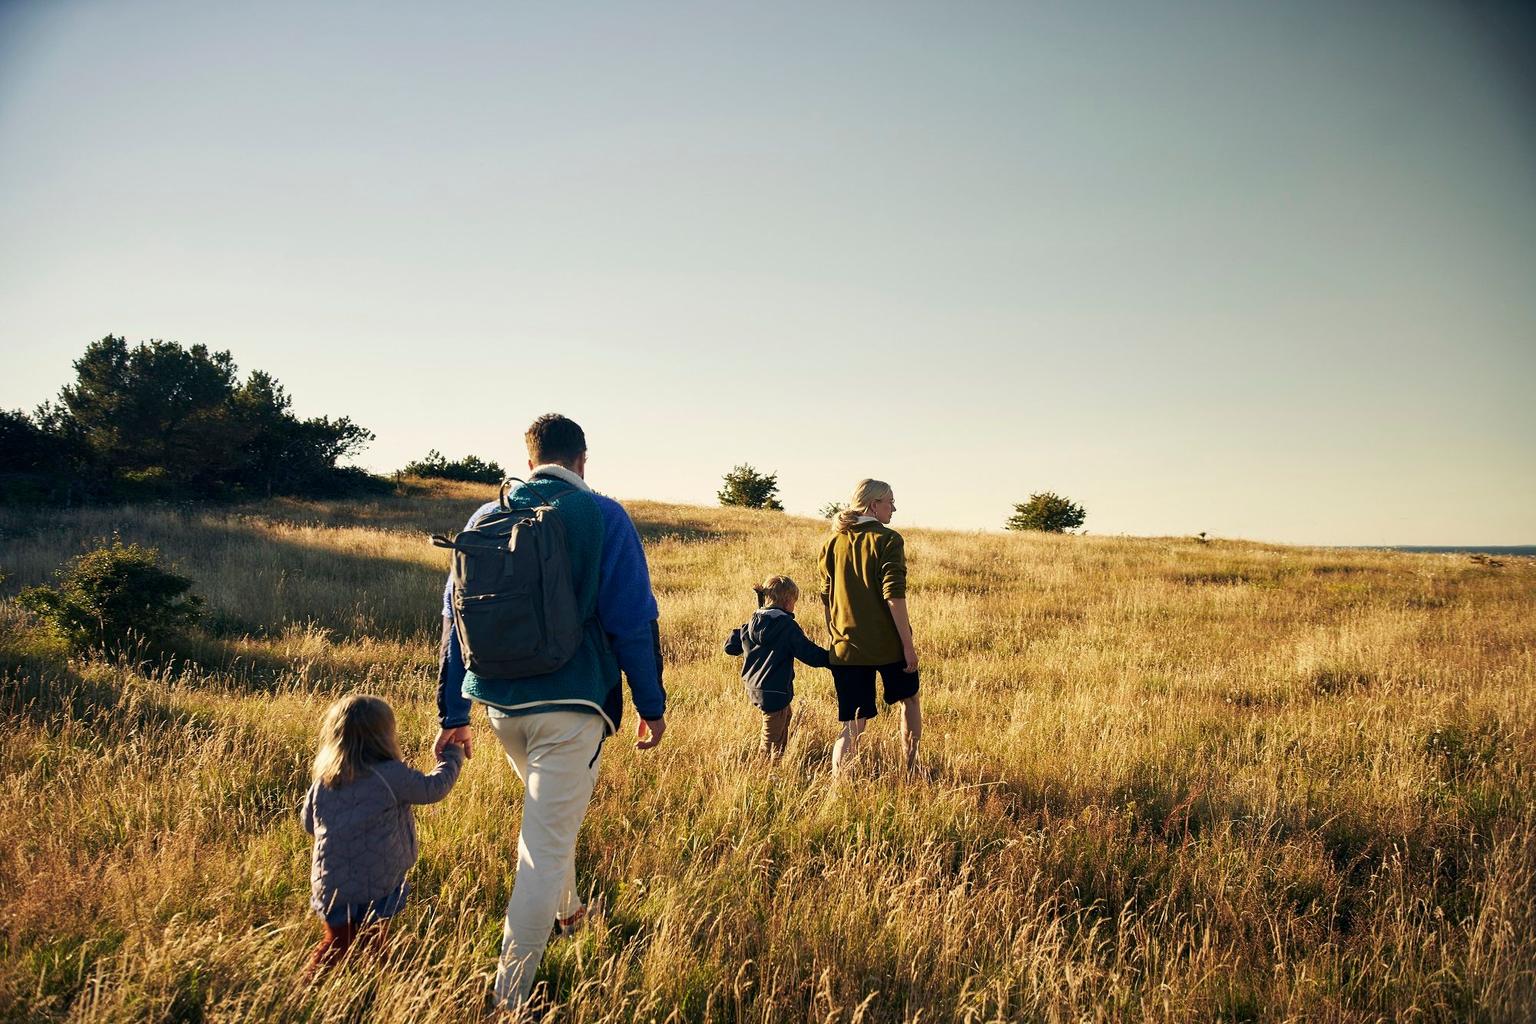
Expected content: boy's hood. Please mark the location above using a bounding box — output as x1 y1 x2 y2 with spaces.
746 607 796 645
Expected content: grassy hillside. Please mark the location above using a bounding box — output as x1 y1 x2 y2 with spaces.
2 480 1533 1023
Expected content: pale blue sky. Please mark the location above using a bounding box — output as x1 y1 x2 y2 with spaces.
2 1 1533 544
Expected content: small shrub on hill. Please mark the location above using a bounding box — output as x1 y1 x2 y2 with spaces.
718 464 783 511
1006 491 1087 533
18 540 202 656
400 449 505 484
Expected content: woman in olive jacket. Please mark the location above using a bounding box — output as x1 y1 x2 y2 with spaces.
819 478 922 773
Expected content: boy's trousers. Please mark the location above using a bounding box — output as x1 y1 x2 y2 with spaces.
488 709 607 1009
761 705 792 757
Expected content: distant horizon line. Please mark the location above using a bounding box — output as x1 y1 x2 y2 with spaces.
611 496 1535 551
1345 544 1536 555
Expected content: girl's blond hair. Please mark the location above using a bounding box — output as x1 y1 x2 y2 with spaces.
753 574 799 608
835 479 893 532
312 694 403 788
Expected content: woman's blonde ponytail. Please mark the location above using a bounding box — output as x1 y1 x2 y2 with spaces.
834 479 892 532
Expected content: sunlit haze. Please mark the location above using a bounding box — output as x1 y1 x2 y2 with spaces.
2 1 1532 544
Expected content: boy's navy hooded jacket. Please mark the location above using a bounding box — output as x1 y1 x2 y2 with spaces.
724 608 830 714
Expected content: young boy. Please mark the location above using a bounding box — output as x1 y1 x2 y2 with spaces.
724 575 830 758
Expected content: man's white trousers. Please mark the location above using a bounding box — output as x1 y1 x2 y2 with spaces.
487 709 606 1009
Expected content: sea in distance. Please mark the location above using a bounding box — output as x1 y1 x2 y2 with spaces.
1350 545 1536 557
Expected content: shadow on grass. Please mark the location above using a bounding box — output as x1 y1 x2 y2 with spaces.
1 501 453 641
7 928 130 1022
631 515 738 546
1 657 226 741
177 632 368 693
1171 570 1266 587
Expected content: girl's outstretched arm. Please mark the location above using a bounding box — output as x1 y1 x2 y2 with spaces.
375 745 465 805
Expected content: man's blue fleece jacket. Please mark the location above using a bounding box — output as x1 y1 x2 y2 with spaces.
436 482 665 731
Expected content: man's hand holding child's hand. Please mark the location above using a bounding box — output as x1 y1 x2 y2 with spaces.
435 726 473 760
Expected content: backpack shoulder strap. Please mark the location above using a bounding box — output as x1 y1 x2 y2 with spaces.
501 474 585 510
497 476 527 510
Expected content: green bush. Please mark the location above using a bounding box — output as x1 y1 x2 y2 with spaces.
18 540 202 656
1005 492 1087 533
718 464 784 511
3 337 375 504
401 449 505 484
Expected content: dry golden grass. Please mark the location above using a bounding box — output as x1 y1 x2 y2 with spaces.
2 479 1534 1022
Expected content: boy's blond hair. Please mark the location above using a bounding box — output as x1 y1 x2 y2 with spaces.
753 574 799 608
312 694 403 788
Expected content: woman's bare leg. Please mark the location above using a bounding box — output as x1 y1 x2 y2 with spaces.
833 717 867 774
899 695 922 772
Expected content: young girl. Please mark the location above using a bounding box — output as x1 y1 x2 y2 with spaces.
300 693 464 974
724 575 830 758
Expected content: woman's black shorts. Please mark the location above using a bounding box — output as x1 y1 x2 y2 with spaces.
829 661 920 722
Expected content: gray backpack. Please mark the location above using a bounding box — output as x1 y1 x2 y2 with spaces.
431 477 585 678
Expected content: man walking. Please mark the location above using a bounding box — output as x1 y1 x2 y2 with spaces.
435 413 666 1013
